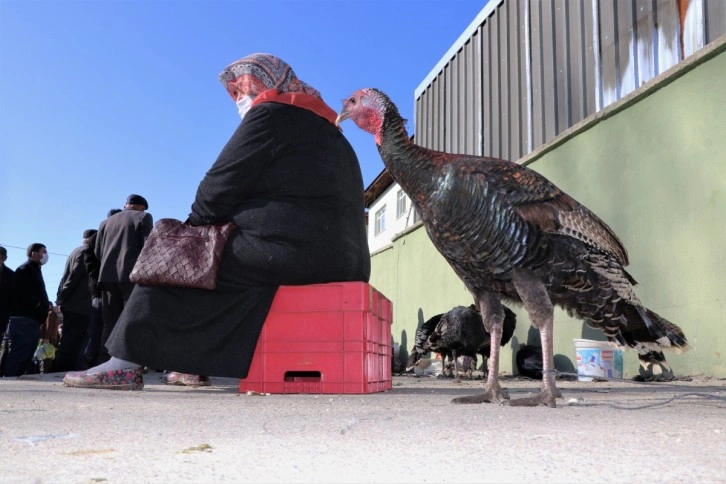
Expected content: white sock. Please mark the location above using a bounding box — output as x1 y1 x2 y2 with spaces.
86 357 141 374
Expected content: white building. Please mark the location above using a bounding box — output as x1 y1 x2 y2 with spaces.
364 170 420 254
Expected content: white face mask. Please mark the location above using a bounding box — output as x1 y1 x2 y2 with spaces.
39 253 49 265
236 95 255 120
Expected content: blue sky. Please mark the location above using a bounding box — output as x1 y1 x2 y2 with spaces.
0 0 486 294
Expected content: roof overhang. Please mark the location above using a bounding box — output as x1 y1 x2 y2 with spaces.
363 169 394 209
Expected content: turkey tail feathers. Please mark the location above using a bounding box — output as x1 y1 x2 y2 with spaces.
629 305 689 352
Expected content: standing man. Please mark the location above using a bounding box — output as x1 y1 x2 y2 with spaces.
0 246 14 338
82 208 122 367
2 243 50 376
94 195 153 363
53 230 95 371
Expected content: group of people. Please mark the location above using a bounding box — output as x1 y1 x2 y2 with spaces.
0 199 150 377
2 53 371 390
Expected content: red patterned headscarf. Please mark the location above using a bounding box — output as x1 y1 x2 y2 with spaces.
219 53 321 101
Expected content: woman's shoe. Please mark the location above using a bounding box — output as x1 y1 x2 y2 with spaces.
162 371 211 387
63 367 144 390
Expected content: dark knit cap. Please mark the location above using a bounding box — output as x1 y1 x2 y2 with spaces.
126 194 148 209
83 229 98 239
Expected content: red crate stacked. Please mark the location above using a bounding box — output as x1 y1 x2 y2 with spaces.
239 282 393 394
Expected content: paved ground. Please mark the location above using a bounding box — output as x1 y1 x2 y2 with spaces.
0 372 724 483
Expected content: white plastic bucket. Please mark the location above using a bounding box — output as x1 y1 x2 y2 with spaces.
573 339 623 381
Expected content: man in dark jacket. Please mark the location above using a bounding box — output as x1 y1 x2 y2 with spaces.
81 209 120 367
53 230 95 371
93 197 153 363
2 243 50 376
0 245 14 338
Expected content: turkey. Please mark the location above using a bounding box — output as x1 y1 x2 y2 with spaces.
515 344 543 380
407 304 517 380
336 88 689 407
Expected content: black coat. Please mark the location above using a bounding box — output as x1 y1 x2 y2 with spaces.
0 264 14 329
83 232 101 298
11 259 49 324
56 245 92 316
95 209 153 284
107 101 371 377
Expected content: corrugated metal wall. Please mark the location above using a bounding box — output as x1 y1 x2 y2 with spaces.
414 0 726 159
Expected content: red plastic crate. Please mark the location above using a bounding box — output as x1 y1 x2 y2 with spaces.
239 282 392 394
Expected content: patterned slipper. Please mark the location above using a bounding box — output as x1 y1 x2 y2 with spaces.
63 368 144 390
162 371 211 387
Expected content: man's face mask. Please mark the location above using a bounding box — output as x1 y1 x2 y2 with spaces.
236 95 254 120
37 251 48 265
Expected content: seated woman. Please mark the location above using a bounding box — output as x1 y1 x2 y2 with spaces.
64 53 371 390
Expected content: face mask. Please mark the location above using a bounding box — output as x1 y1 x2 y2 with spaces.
39 253 49 265
236 95 255 120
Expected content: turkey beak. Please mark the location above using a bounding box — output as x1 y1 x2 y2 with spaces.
334 110 349 127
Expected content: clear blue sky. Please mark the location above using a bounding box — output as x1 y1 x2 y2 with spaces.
0 0 487 294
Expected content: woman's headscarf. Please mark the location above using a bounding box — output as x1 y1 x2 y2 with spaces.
218 53 321 101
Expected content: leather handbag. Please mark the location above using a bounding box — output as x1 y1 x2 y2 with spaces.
42 310 62 347
129 218 235 290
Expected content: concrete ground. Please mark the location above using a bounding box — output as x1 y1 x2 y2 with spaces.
0 372 724 483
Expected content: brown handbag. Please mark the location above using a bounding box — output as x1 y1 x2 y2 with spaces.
41 310 61 347
129 218 235 290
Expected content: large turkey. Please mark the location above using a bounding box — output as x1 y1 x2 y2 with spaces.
407 304 517 380
336 88 689 407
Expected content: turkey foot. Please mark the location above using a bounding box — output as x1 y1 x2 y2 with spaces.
451 383 509 404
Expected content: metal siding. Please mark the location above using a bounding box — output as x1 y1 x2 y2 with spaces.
491 5 502 158
507 0 522 160
656 0 682 73
445 60 454 153
618 0 637 98
482 21 493 157
706 0 726 43
554 0 571 133
518 0 529 158
541 0 558 142
683 0 705 57
409 0 719 168
423 90 432 148
424 90 432 147
436 74 445 150
568 0 587 124
499 2 511 161
474 27 484 156
429 78 438 150
599 1 619 106
419 91 425 147
634 0 656 86
530 0 545 149
455 49 465 153
414 94 421 146
458 49 468 153
584 0 598 116
415 91 422 147
470 37 481 155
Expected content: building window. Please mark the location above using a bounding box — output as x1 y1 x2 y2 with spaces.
413 208 422 223
396 189 408 219
374 206 386 236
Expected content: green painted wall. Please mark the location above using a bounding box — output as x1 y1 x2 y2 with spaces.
370 41 726 378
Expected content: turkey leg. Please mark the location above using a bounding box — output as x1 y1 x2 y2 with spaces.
509 269 561 407
452 293 509 404
451 349 461 382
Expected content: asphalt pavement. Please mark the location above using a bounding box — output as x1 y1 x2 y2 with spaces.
1 371 725 483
